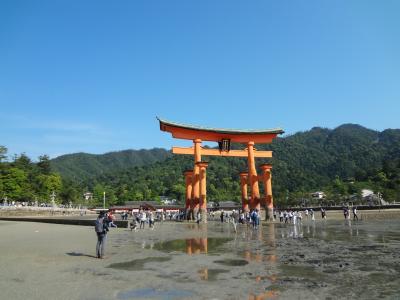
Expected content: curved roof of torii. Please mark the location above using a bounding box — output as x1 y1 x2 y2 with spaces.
157 117 284 143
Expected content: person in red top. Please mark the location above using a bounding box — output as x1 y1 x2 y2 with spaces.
107 212 118 228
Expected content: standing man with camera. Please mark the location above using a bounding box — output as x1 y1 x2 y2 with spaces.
95 211 109 259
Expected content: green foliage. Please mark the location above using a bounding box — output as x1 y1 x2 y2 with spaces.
1 167 31 200
92 183 117 208
35 174 62 201
0 151 64 204
1 124 400 207
37 155 52 175
59 181 81 205
50 148 170 182
0 146 7 163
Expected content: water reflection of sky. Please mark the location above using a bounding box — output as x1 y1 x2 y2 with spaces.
137 220 400 299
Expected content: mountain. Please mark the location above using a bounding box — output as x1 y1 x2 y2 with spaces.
50 124 400 205
50 148 171 183
262 124 384 191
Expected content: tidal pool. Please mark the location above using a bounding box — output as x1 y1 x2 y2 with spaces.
102 219 400 299
107 256 171 271
149 237 232 254
1 219 399 299
117 288 193 300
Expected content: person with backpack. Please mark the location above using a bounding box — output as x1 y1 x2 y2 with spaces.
95 212 109 259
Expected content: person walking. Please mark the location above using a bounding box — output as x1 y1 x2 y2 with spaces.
321 208 327 220
140 210 147 229
310 209 315 221
107 212 118 228
149 210 155 229
95 212 109 259
353 206 359 220
230 209 238 232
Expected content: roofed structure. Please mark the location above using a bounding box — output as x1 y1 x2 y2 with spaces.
158 117 284 143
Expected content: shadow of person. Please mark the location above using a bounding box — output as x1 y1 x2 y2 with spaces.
66 252 97 258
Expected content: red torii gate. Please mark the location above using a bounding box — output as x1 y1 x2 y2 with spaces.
158 117 284 223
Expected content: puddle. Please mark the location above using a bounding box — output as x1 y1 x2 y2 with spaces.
213 259 249 266
150 237 232 254
107 256 171 271
117 288 193 299
198 268 229 281
248 290 279 299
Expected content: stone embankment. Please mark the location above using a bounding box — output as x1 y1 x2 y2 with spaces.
0 208 128 228
0 207 90 217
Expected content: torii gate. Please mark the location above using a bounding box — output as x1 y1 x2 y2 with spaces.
158 117 284 223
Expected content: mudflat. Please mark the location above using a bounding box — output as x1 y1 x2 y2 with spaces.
1 219 399 300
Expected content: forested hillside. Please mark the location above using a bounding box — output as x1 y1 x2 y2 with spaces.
51 124 400 206
51 148 170 182
1 124 399 207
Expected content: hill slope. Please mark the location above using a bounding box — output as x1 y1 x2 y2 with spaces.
50 148 171 182
50 124 400 204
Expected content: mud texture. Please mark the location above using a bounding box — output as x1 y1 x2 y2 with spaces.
0 219 399 299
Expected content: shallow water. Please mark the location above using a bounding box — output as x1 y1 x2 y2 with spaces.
150 237 232 254
117 288 193 300
112 219 400 299
107 256 171 271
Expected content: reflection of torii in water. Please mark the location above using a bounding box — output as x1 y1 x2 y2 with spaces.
158 117 284 223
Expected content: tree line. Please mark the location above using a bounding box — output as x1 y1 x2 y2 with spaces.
1 124 400 208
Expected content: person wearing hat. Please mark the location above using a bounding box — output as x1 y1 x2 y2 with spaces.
95 212 109 259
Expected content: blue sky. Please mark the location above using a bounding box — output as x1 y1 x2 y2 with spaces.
1 0 399 159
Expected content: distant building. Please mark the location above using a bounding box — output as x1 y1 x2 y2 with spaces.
109 201 181 213
361 189 374 198
311 191 326 199
213 201 240 210
161 198 177 205
84 192 93 201
361 189 387 205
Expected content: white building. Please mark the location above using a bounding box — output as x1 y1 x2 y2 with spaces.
311 191 326 199
361 189 374 198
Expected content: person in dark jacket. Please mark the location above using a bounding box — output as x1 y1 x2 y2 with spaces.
95 212 109 259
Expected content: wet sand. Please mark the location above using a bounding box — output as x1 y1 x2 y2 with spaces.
1 219 399 300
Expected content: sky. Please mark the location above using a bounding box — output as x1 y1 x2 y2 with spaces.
1 0 399 159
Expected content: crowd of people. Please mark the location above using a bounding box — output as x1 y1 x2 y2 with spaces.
95 205 363 258
343 206 359 220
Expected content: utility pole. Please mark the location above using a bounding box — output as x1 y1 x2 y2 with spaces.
103 191 106 209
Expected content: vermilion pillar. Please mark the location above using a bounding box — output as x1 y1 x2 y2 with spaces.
191 139 202 220
247 141 260 210
184 170 193 219
197 161 209 223
260 164 273 221
240 172 249 212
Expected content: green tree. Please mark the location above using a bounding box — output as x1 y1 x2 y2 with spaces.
36 174 62 203
2 167 32 201
59 182 80 205
171 183 186 202
37 155 52 175
92 184 117 208
0 146 7 163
